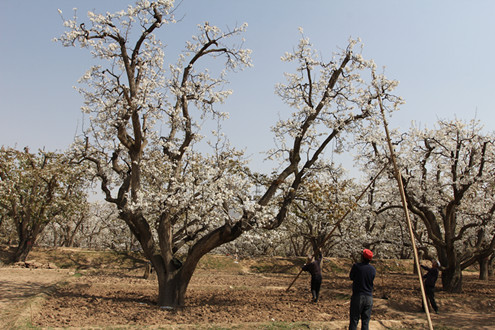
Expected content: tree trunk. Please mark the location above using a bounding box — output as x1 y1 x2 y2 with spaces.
156 272 188 307
13 216 45 262
64 218 84 247
155 221 245 307
442 265 462 292
479 256 490 280
489 255 495 278
11 238 34 262
152 256 193 308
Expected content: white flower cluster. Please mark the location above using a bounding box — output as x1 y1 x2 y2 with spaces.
268 34 402 168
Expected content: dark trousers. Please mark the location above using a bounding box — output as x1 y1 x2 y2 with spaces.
310 274 322 302
349 294 373 330
422 285 438 312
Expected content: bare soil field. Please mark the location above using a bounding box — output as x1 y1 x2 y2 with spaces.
1 246 494 329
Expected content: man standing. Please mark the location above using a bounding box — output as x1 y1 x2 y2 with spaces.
421 260 440 314
302 250 323 303
349 249 376 330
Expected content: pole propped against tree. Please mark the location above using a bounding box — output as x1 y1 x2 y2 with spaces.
375 75 434 330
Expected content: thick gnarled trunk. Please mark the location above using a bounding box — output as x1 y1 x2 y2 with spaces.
125 207 246 307
11 218 43 262
12 238 35 262
156 268 190 307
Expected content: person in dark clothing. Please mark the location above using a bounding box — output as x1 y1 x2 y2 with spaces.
349 249 376 330
302 251 323 303
421 260 440 314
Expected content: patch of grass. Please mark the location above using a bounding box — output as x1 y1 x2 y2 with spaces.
248 257 303 274
333 292 351 300
322 258 348 274
463 267 478 273
261 321 312 329
372 259 411 274
434 325 457 330
11 321 41 329
230 285 250 291
250 264 274 273
197 254 243 272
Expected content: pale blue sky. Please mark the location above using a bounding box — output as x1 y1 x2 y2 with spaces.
1 0 494 175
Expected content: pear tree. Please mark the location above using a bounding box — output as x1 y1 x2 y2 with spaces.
0 147 88 262
360 119 495 291
57 0 401 307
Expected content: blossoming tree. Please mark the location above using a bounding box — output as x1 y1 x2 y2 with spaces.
0 147 88 262
57 0 401 307
280 164 354 255
360 119 495 291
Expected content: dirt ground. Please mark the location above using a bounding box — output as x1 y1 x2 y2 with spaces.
1 248 495 329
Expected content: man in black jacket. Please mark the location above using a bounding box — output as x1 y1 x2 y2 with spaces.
421 260 440 314
349 249 376 330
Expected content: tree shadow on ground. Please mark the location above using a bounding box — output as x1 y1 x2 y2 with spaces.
247 256 307 274
0 245 15 264
49 285 156 306
0 280 53 304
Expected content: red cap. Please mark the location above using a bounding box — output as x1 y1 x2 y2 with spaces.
363 249 373 260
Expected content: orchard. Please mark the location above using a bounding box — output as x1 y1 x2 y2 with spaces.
0 1 494 329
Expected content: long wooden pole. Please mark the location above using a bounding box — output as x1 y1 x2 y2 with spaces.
286 161 389 291
376 91 434 330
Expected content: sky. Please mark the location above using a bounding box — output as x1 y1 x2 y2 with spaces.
1 0 494 176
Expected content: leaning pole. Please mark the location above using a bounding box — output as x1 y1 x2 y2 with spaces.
375 85 434 330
